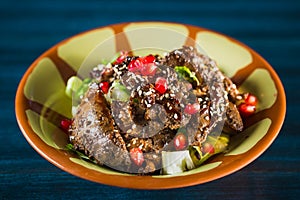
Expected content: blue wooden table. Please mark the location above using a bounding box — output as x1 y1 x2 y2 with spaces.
1 0 299 199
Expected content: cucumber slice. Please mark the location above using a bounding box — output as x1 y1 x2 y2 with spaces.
65 76 83 98
109 81 130 102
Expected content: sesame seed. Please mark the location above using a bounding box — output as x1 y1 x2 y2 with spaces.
138 90 142 96
121 64 127 69
220 106 225 112
145 91 152 96
236 95 242 100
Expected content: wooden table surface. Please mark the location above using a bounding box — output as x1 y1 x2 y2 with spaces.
1 0 299 199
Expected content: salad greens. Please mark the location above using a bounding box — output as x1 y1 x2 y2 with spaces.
65 76 93 106
189 134 229 167
162 134 229 175
107 81 130 103
175 66 200 86
162 150 195 175
65 143 92 161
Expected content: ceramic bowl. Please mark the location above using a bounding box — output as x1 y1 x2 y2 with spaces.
15 22 286 189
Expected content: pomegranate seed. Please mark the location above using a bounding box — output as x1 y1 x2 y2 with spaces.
141 63 157 76
128 60 137 72
142 54 156 64
60 119 72 132
130 148 144 166
174 133 188 150
184 103 200 115
202 142 215 154
113 51 128 64
155 77 167 94
238 103 256 117
100 81 110 94
128 58 143 72
128 55 156 75
245 93 258 106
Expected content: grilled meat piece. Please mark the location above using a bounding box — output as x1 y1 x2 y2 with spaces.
224 102 244 133
163 46 243 143
69 83 131 172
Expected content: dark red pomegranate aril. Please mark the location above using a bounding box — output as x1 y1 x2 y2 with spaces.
184 103 200 115
60 119 72 132
202 142 215 154
128 58 143 72
130 148 144 166
245 93 258 106
141 63 157 76
113 51 128 64
100 81 110 94
238 103 256 117
142 54 156 64
174 133 188 150
128 60 136 72
155 77 167 94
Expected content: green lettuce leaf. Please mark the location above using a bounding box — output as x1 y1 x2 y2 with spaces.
175 66 200 86
189 134 229 167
